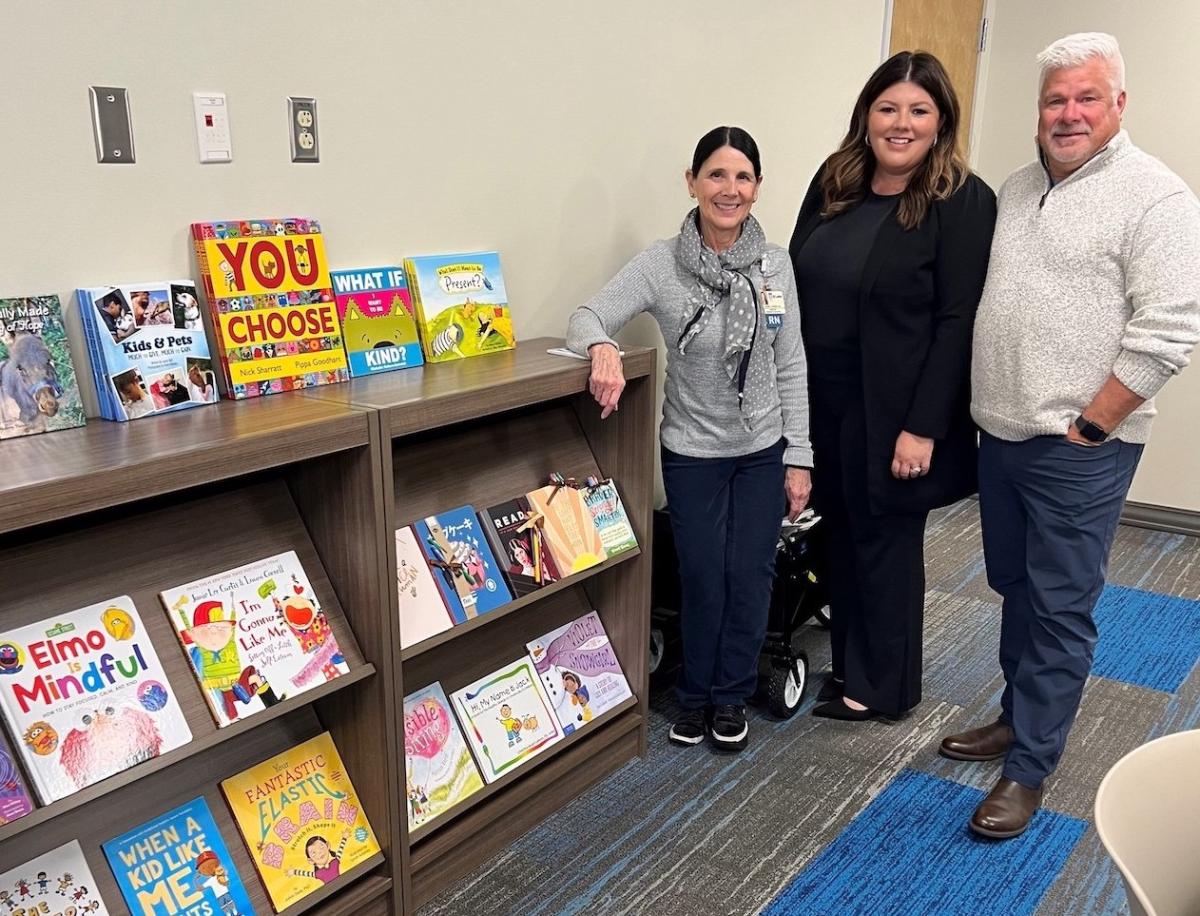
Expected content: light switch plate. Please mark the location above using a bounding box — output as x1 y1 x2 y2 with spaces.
89 86 135 164
288 96 319 162
193 92 232 163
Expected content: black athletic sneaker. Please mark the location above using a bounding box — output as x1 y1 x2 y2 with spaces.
710 704 748 751
668 707 708 746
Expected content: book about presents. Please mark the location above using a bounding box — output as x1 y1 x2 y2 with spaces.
191 218 349 399
0 839 112 915
402 251 515 363
103 796 256 916
160 551 349 728
77 281 217 422
220 731 380 912
395 527 453 649
412 507 513 624
0 294 86 439
527 611 633 735
526 479 607 575
0 727 34 826
402 682 483 830
331 266 423 377
479 496 562 598
582 478 638 557
450 657 561 783
0 597 192 804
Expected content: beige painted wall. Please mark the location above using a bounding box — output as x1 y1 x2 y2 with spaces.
975 2 1200 511
0 0 885 438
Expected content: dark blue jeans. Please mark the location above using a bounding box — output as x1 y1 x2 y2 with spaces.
662 438 786 709
979 431 1143 788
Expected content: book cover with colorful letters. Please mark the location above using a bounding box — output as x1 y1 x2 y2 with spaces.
0 840 111 914
582 479 638 557
402 682 483 829
331 266 423 377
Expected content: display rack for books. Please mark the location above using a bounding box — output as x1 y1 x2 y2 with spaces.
305 337 655 913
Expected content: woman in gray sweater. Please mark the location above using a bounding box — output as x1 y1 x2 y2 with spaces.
566 126 813 753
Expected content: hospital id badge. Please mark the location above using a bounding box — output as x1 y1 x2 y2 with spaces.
762 288 785 329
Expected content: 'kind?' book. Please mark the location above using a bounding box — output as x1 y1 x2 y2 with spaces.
332 266 423 376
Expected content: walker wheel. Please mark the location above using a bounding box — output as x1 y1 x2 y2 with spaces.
766 653 808 719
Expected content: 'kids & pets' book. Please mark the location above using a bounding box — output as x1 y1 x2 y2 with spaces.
0 597 192 803
331 266 423 376
0 839 112 914
78 281 217 422
191 218 349 399
103 796 257 916
221 731 380 912
0 294 87 439
412 507 512 624
527 611 633 736
403 251 515 363
159 551 350 728
402 682 483 829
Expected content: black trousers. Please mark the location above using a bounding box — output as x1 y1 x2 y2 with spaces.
661 438 786 709
810 379 928 716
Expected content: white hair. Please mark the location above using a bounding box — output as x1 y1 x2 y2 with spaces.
1037 32 1125 98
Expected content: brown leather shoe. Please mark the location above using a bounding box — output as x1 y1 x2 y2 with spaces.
939 720 1014 761
969 777 1042 839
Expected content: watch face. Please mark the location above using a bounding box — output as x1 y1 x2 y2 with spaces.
1075 417 1107 442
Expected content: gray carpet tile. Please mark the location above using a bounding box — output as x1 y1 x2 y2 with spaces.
1037 828 1128 916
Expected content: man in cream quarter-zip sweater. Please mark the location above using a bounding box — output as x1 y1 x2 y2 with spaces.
939 32 1200 840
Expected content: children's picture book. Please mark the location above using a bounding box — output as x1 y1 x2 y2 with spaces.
331 266 423 377
402 251 515 363
0 839 112 914
526 482 607 575
449 657 561 783
395 527 453 649
527 611 633 736
0 597 192 803
582 478 638 558
0 295 86 439
77 282 218 422
412 507 513 625
191 218 349 399
221 731 380 912
479 496 562 598
160 551 349 728
0 727 34 826
402 682 483 830
103 796 256 916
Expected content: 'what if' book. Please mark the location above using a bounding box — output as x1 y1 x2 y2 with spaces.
331 266 423 376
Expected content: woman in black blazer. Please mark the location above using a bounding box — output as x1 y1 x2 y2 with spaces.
790 51 996 720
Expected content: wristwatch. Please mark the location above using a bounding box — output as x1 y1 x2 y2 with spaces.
1073 415 1109 443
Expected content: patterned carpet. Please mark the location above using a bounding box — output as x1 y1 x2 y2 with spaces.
418 500 1200 916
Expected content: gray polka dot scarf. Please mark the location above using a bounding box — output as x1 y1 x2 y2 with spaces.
675 208 770 430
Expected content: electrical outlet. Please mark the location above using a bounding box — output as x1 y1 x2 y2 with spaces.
193 92 232 163
89 86 135 164
288 97 319 162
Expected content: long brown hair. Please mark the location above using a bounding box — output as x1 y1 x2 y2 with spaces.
821 51 969 230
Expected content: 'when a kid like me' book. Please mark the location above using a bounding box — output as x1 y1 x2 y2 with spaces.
0 294 87 439
0 839 112 915
191 218 349 399
103 796 257 916
395 527 453 650
402 682 483 830
331 266 423 377
403 251 515 363
450 657 561 783
479 496 562 598
160 551 350 728
412 507 513 625
221 731 380 912
527 611 633 736
0 598 192 803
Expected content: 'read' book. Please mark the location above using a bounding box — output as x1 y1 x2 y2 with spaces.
402 251 516 363
0 839 112 914
395 527 454 649
403 681 483 830
412 506 513 624
191 218 349 399
103 795 257 916
527 611 633 736
479 496 562 598
331 266 423 376
0 294 87 439
221 731 380 912
159 550 350 728
0 597 192 804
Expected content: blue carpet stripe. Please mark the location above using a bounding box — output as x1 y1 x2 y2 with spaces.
762 770 1087 916
1092 584 1200 692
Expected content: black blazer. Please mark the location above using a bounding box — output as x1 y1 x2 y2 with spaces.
789 168 997 514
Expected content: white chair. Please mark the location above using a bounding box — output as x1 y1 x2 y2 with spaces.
1094 729 1200 916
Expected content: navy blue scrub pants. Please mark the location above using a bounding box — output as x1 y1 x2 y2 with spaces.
979 431 1142 788
661 438 786 710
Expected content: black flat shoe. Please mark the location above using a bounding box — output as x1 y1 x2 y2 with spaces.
816 677 844 703
812 699 879 721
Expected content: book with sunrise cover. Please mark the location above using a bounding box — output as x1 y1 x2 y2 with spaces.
221 731 380 912
395 526 453 649
159 551 349 728
402 251 515 363
526 482 606 575
527 611 632 736
191 218 349 398
0 840 112 914
0 294 87 439
0 597 192 804
103 796 257 916
331 266 423 376
402 682 483 830
412 507 513 625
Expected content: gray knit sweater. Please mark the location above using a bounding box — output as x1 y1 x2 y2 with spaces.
566 238 813 467
972 130 1200 442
